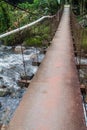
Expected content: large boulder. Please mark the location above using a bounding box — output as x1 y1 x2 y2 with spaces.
14 46 25 53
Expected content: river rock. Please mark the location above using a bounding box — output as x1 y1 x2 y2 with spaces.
1 125 7 130
85 95 87 103
14 46 25 53
30 54 37 60
79 19 87 27
21 74 34 80
0 88 8 97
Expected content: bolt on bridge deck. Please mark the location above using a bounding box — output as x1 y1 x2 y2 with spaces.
6 6 86 130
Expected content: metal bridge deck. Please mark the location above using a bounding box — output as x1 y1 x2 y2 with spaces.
6 6 86 130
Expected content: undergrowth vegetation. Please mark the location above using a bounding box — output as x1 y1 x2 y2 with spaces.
82 29 87 53
0 0 59 46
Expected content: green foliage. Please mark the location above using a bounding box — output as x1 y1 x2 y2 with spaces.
25 36 42 46
82 30 87 52
2 35 15 46
42 33 50 40
24 20 52 47
0 1 10 33
0 0 59 33
33 0 58 15
0 0 59 47
19 0 59 15
43 26 50 34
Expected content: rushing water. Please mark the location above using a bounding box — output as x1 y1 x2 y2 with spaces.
0 45 44 125
77 57 87 126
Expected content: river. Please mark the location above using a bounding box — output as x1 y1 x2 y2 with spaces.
0 45 44 125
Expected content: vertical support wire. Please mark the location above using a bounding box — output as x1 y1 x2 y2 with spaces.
21 45 27 84
17 9 27 86
78 28 83 82
35 23 39 66
36 24 39 66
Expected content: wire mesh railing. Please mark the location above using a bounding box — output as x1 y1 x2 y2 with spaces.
71 10 87 126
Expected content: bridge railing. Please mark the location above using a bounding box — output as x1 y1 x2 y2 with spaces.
71 12 87 57
0 7 64 128
71 10 87 126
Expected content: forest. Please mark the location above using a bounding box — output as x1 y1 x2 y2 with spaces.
0 0 86 32
0 0 59 33
0 0 87 47
0 0 60 47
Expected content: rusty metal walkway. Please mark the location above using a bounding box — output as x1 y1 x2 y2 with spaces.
6 6 86 130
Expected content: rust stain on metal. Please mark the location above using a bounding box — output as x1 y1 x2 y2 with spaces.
6 6 86 130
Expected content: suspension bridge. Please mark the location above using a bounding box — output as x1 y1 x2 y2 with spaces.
0 5 87 130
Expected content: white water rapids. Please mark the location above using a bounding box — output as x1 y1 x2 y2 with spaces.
0 45 44 125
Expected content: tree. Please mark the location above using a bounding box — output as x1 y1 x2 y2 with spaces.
0 2 10 33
